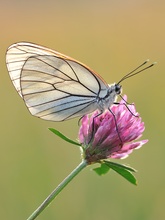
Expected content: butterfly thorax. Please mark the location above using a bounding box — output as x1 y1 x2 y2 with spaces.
97 83 122 111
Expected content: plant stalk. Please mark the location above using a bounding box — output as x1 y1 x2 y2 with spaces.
27 160 87 220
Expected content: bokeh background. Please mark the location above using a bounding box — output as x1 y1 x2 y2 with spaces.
1 1 165 219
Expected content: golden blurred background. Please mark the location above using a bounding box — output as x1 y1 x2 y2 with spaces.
1 1 165 219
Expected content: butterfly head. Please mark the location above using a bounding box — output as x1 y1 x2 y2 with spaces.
114 83 122 95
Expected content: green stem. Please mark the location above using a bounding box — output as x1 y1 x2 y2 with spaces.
27 160 87 220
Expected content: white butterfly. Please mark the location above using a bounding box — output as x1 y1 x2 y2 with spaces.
6 42 154 122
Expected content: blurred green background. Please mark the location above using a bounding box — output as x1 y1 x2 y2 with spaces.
1 0 165 219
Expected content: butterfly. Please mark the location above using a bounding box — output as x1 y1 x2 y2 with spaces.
6 42 155 122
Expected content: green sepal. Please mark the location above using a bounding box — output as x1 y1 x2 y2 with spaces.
48 128 81 147
93 163 110 176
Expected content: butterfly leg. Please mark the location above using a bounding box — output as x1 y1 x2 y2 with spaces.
114 102 139 117
108 107 123 147
88 111 103 144
78 115 85 126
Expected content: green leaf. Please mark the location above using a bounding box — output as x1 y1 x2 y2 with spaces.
93 163 110 176
104 161 137 172
104 161 137 185
48 128 81 147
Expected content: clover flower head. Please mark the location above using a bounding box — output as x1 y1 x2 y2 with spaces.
79 95 148 164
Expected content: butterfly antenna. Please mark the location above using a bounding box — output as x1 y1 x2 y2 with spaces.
117 60 157 84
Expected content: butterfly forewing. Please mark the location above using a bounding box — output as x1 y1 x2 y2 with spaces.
6 42 109 121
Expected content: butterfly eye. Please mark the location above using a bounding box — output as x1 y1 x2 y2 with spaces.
115 84 121 95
